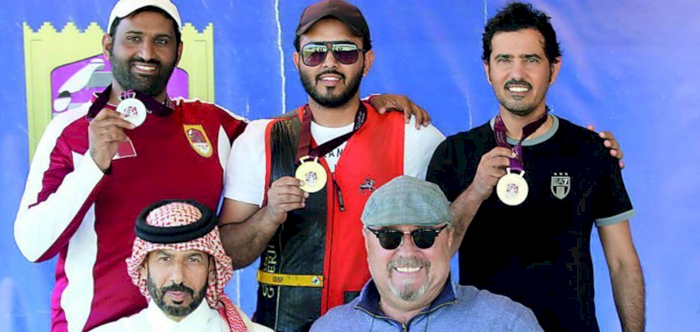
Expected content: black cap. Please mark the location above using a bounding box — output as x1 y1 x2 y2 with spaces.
295 0 370 47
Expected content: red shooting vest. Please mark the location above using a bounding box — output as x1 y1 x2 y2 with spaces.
254 102 404 331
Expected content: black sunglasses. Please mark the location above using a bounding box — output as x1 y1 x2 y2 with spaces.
300 42 365 66
366 225 448 250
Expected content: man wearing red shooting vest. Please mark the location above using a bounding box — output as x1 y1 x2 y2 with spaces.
218 1 444 331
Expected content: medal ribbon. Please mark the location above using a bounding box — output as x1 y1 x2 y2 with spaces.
87 84 173 119
493 108 549 171
295 103 368 163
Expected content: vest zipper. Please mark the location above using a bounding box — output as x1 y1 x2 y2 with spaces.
333 178 345 212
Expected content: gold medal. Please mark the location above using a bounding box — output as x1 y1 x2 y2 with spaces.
496 168 529 206
295 156 327 193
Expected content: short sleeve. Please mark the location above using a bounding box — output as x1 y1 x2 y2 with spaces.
427 137 465 202
592 141 635 227
403 117 445 180
223 119 271 206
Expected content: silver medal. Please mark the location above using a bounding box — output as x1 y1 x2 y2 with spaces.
116 98 147 127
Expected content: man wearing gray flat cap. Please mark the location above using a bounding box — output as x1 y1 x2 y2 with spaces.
311 176 543 331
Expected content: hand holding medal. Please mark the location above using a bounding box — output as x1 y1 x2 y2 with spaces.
491 111 549 206
468 147 516 203
87 108 135 172
265 177 309 225
86 85 174 171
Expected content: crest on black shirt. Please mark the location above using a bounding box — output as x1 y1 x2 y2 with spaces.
551 172 571 199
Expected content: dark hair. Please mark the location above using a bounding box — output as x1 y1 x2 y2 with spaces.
482 2 561 64
293 20 372 52
109 6 181 48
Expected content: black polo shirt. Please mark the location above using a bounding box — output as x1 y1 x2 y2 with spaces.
427 115 634 331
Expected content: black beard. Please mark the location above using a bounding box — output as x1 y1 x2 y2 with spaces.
505 103 536 117
147 273 207 318
110 53 175 97
501 79 536 116
300 66 363 108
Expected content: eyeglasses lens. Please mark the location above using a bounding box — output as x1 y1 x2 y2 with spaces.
301 43 360 66
376 229 438 250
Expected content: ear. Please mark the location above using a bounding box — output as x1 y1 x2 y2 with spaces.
361 50 374 77
362 228 371 253
445 227 455 253
548 56 563 85
208 256 217 284
140 261 148 277
293 51 301 71
102 33 113 60
174 40 184 67
483 60 493 86
208 256 215 275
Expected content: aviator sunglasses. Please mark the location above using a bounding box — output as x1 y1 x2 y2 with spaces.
366 225 448 250
300 42 365 66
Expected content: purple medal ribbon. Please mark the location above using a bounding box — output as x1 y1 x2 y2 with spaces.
87 85 173 119
493 108 549 171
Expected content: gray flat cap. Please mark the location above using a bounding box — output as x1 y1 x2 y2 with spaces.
361 176 451 227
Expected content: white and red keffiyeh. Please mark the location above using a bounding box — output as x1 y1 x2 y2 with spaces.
126 200 247 331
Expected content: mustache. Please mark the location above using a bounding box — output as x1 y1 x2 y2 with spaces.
316 70 345 81
130 57 162 67
504 79 532 90
161 282 194 296
388 257 430 271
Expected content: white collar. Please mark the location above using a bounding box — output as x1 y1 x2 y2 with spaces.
145 299 228 331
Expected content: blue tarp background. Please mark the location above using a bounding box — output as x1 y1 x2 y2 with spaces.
1 1 698 331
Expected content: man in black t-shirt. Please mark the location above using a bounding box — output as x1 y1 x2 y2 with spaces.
427 3 644 332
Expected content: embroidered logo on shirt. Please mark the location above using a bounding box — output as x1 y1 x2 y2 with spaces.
359 178 376 194
551 172 571 199
183 124 212 158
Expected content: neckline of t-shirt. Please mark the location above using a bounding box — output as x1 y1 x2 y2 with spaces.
311 121 354 134
310 121 354 145
489 114 559 147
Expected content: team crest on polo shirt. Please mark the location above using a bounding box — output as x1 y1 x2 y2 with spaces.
183 124 213 158
551 172 571 199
